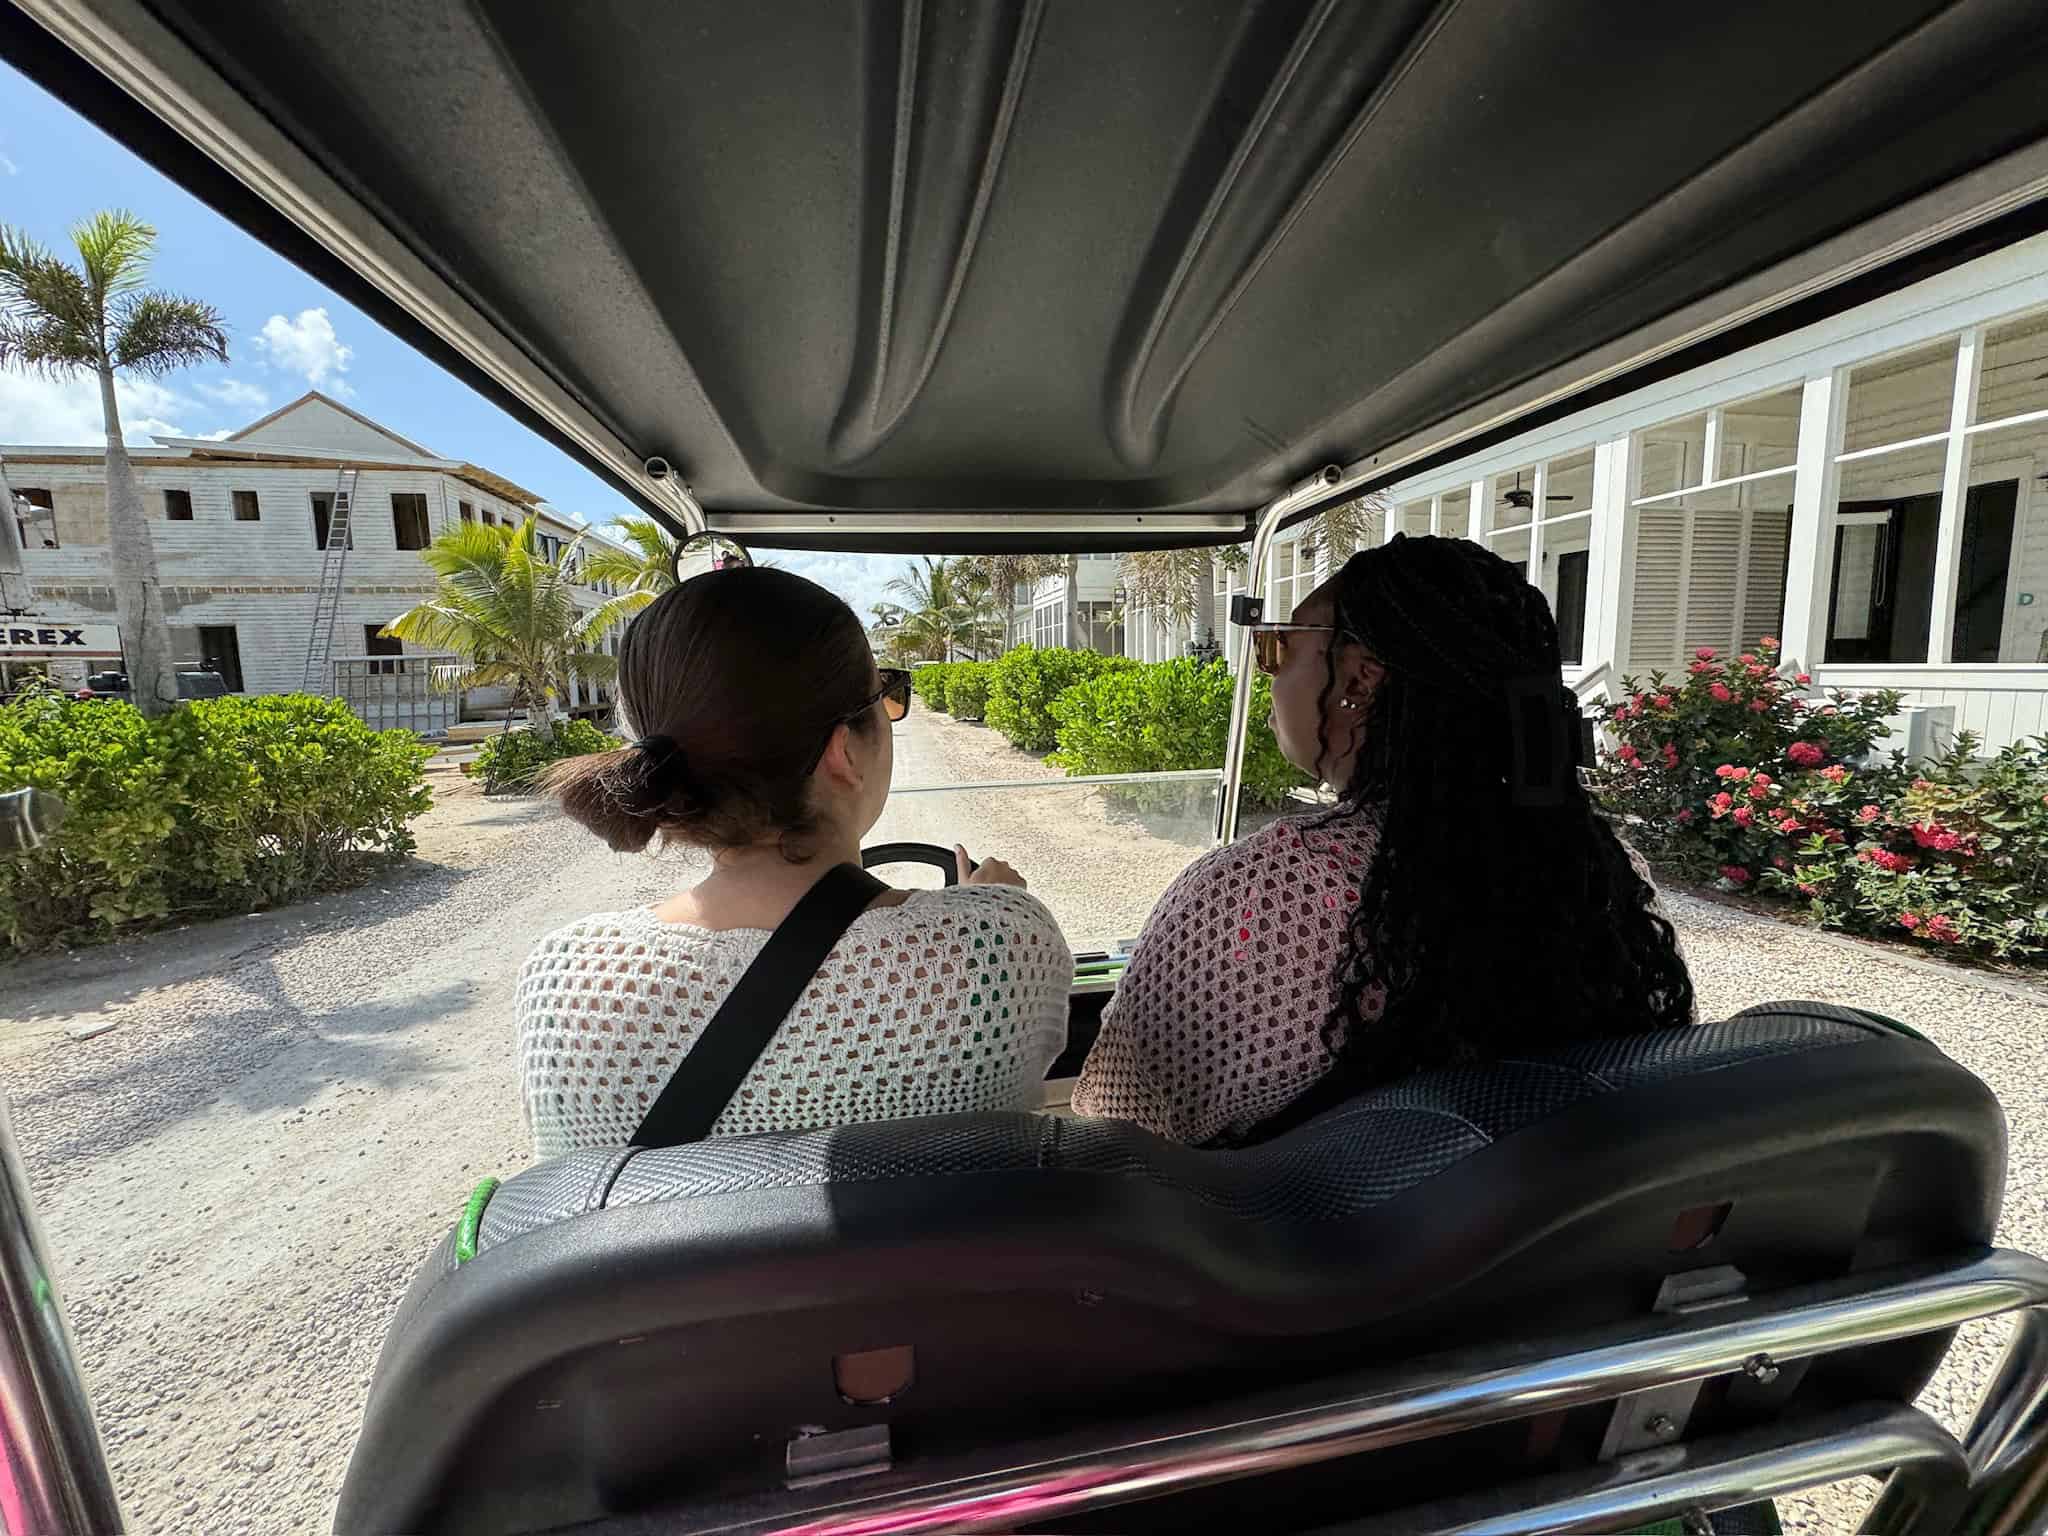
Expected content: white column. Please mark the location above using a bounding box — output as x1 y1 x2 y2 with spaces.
1468 477 1491 540
1429 493 1442 536
1927 326 1984 664
1589 435 1633 683
1780 370 1849 672
1526 461 1548 589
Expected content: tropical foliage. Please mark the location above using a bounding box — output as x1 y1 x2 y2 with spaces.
580 515 677 606
0 688 432 950
467 718 621 795
985 646 1135 753
1050 658 1305 807
0 211 229 716
382 517 641 723
1592 639 2048 961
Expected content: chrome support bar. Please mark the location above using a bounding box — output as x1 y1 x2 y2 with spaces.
1949 1305 2048 1535
1328 1403 1967 1536
0 1098 123 1535
1218 465 1354 844
700 1250 2048 1535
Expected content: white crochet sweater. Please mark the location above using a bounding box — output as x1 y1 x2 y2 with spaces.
516 884 1072 1157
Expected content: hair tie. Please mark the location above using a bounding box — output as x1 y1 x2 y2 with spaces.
629 734 694 803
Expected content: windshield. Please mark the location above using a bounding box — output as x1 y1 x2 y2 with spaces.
3 42 2047 1536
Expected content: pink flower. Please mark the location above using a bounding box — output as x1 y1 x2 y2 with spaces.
1720 864 1751 885
1913 778 1934 791
1715 763 1738 779
1734 805 1755 827
1613 703 1631 721
1749 697 1771 713
1798 882 1819 896
1739 653 1757 665
1898 912 1920 931
1695 647 1717 661
1654 694 1674 709
1776 816 1803 834
1786 741 1825 768
1858 805 1880 823
1675 808 1695 825
1795 673 1812 685
1710 682 1734 702
1709 792 1735 818
1821 765 1849 784
1752 773 1773 789
1688 659 1716 675
1748 783 1771 802
1760 637 1780 650
1926 913 1958 943
1859 848 1914 873
1662 742 1680 769
1773 856 1790 870
1616 743 1639 763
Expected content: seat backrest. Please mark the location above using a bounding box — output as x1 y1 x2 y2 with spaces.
337 1003 2004 1535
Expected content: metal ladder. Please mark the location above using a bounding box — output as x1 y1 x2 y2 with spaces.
301 467 359 693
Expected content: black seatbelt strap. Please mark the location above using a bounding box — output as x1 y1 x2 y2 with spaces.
631 862 888 1148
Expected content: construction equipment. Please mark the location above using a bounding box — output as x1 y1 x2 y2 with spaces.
301 467 359 693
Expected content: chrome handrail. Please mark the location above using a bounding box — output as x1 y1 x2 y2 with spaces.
681 1249 2048 1535
0 1097 123 1535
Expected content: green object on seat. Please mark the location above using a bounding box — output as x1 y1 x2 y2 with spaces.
455 1177 500 1265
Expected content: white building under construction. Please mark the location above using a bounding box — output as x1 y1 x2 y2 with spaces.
0 392 631 726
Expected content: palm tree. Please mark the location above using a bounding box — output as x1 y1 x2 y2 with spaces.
874 555 1006 661
383 517 642 726
581 515 677 606
0 212 228 716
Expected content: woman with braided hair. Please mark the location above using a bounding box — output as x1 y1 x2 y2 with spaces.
1072 534 1694 1146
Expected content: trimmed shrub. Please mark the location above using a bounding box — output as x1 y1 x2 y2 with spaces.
911 663 953 714
1050 657 1307 807
942 662 993 720
0 690 433 951
986 646 1135 752
1593 639 2048 960
467 717 620 795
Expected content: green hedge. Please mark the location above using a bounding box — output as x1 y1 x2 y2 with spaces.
910 663 953 714
0 690 433 951
941 662 993 720
1050 657 1306 807
467 718 621 795
986 646 1136 752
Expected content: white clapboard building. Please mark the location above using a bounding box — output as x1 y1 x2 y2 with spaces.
0 392 631 725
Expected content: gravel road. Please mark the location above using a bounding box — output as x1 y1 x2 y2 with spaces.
2 713 2043 1534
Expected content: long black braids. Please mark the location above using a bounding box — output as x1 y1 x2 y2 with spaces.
1310 536 1693 1088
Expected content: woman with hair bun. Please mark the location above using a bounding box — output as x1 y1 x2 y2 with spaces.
1073 535 1694 1147
516 566 1070 1157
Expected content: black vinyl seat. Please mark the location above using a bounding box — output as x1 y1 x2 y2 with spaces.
337 1003 2004 1535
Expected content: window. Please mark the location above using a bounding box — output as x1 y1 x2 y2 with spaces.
1628 387 1799 672
1824 318 2046 664
1553 550 1590 667
233 490 261 522
12 486 54 549
482 510 497 527
310 492 352 550
196 626 244 691
458 501 473 523
363 625 403 675
392 493 431 550
163 488 194 520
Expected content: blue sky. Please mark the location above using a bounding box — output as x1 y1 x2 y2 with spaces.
0 61 914 617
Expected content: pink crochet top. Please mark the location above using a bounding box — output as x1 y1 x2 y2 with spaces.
1071 812 1381 1145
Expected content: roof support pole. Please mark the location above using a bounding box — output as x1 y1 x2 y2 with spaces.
1217 466 1345 845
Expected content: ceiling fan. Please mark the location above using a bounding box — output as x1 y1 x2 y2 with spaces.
1499 471 1576 511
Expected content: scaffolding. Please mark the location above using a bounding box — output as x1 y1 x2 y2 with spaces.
333 652 459 737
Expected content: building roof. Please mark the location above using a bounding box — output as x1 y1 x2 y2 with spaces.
223 389 439 458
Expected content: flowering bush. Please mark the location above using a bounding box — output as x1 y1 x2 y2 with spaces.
1592 640 2048 961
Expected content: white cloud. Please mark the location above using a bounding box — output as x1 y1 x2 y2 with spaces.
254 307 354 396
196 377 270 412
0 154 17 177
0 370 192 444
773 551 917 623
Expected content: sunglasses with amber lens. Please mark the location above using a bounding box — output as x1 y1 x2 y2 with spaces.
1250 624 1341 676
862 667 913 722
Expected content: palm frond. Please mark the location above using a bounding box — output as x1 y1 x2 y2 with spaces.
0 314 97 378
0 224 99 366
70 210 155 300
110 292 230 376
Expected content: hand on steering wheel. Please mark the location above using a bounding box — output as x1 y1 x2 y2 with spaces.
956 846 1024 889
858 841 1026 890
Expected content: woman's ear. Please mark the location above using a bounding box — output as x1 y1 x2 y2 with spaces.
814 721 862 790
1338 650 1386 713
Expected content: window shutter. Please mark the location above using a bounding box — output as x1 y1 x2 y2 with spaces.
1741 507 1792 649
1627 507 1686 673
1684 510 1744 656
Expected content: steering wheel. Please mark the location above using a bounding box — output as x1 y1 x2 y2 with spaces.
860 841 967 886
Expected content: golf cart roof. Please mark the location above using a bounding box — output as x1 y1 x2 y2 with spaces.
7 1 2048 552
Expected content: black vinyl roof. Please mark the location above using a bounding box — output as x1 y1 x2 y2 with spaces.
8 0 2048 550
